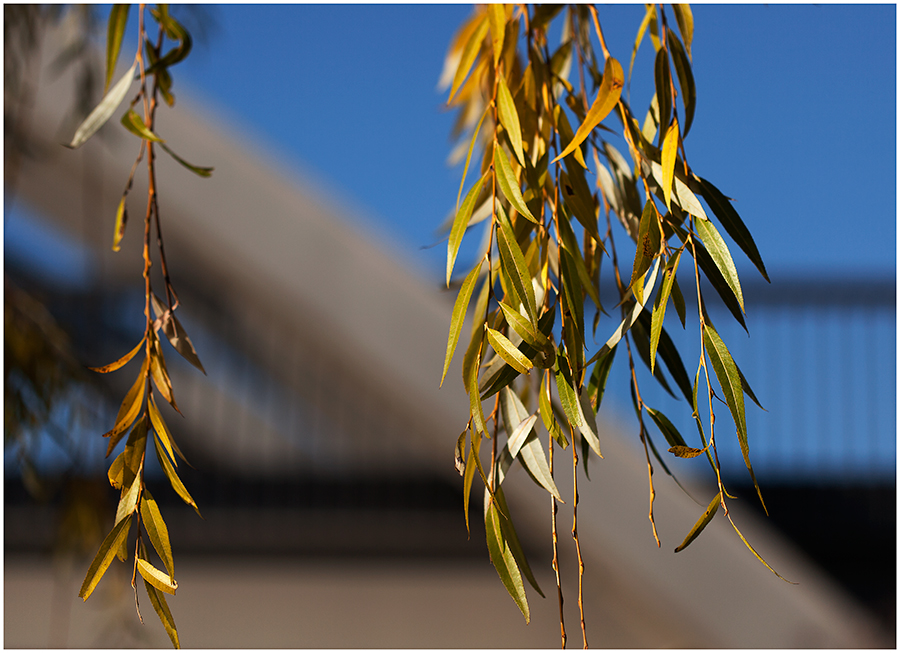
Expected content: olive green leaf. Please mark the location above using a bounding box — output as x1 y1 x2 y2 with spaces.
112 195 128 252
496 75 525 167
498 301 549 352
467 338 488 435
500 388 562 500
630 200 662 306
661 117 679 210
495 204 538 326
669 445 706 458
78 515 132 601
442 261 482 387
493 484 545 597
587 343 616 411
650 248 682 374
121 109 165 143
67 62 136 149
447 171 488 287
88 337 144 374
674 492 720 553
667 30 696 136
645 405 688 450
540 372 568 448
485 499 530 623
137 558 178 595
654 47 672 139
144 578 180 648
695 216 744 313
158 143 214 178
673 4 694 60
147 6 192 72
553 56 624 162
727 514 795 582
694 175 769 282
493 145 538 224
449 14 489 103
141 491 174 580
105 5 130 93
487 327 532 375
704 324 765 512
155 434 202 518
463 430 477 535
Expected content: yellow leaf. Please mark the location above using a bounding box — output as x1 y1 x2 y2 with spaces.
78 515 132 601
89 337 145 374
103 355 148 455
486 327 532 375
137 558 178 595
448 14 489 104
661 117 679 210
487 4 506 68
553 56 624 163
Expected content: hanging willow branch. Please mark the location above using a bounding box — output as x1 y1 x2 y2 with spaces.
440 3 787 643
66 4 211 648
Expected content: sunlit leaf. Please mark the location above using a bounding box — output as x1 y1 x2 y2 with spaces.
150 337 179 412
498 301 549 352
111 194 128 252
496 75 525 166
88 337 144 374
442 261 482 387
695 217 744 313
673 4 694 60
704 323 765 512
727 514 794 582
493 145 538 224
650 249 682 374
103 355 148 455
66 62 136 149
78 515 132 601
105 5 130 93
121 109 165 143
495 204 538 326
487 327 532 375
674 492 719 553
540 372 567 448
467 338 488 435
485 499 530 623
669 445 705 458
447 171 488 287
155 434 201 518
494 484 545 597
500 388 562 500
487 3 506 68
661 117 679 210
108 451 126 489
148 394 180 467
137 558 178 595
141 491 174 581
629 200 662 306
463 430 477 534
644 159 708 220
554 56 623 163
144 579 180 648
449 14 489 103
158 143 214 178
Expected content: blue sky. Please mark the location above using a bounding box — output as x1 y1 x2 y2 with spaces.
163 4 896 283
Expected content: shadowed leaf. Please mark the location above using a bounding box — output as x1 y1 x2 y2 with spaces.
66 62 136 149
88 337 144 374
105 5 130 92
144 579 180 648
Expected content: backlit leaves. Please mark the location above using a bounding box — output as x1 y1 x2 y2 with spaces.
66 62 136 149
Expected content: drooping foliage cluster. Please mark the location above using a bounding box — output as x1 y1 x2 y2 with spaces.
64 4 212 648
439 4 782 643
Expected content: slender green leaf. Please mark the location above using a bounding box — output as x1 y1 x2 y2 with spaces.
645 405 688 452
498 301 548 351
496 75 524 167
727 514 795 582
674 493 720 553
105 5 130 92
141 491 174 581
463 430 477 534
587 343 616 411
661 118 679 210
630 200 662 305
694 175 769 282
158 143 214 178
448 15 489 104
78 515 132 600
447 171 488 287
540 373 567 448
467 338 488 435
667 30 696 136
695 217 744 313
645 159 708 220
442 261 482 387
494 484 544 597
650 249 682 374
553 56 624 162
121 109 164 143
485 500 530 623
495 204 538 326
66 62 136 149
144 579 180 648
554 355 584 429
704 324 765 512
493 145 537 223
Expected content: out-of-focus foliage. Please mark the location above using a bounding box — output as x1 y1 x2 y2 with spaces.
439 4 779 644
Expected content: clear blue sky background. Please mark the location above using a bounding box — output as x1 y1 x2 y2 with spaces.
162 3 896 283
